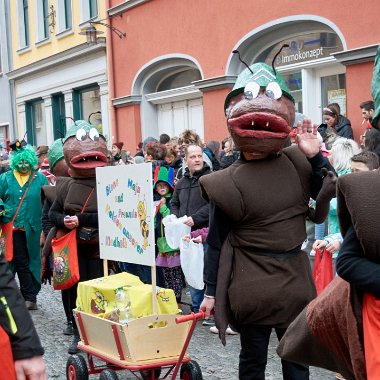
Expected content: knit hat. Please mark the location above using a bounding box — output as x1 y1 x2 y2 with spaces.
113 142 124 151
48 139 64 170
153 166 174 191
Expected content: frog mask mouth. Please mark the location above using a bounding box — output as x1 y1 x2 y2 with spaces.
228 110 291 140
70 151 108 169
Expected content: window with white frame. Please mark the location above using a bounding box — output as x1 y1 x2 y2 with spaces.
80 0 98 22
57 0 72 33
36 0 49 42
17 0 30 48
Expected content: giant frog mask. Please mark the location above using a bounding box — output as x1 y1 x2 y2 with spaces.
225 62 295 154
63 120 108 177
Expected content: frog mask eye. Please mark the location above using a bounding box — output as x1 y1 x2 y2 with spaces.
75 128 87 141
265 82 282 100
89 128 100 141
244 81 260 100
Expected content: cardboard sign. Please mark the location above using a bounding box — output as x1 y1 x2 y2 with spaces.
96 163 155 266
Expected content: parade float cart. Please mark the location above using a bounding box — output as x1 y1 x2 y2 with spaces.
66 164 204 380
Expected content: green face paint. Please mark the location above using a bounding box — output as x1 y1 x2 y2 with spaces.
16 160 31 174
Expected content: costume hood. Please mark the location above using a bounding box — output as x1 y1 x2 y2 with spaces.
225 62 294 111
48 139 64 170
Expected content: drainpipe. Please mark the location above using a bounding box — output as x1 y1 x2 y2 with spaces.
105 0 118 144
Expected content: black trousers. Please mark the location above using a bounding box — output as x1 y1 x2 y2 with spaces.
239 324 309 380
12 230 37 303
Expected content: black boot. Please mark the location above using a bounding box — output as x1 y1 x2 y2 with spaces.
63 321 74 336
68 330 80 354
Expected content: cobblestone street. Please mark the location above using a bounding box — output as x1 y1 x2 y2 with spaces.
31 283 336 379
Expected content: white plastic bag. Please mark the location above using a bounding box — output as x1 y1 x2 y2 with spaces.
180 239 204 290
163 215 191 249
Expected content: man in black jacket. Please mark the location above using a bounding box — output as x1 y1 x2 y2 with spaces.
171 144 211 311
0 251 47 379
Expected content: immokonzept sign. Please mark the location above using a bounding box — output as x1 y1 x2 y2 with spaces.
266 32 343 68
278 44 325 65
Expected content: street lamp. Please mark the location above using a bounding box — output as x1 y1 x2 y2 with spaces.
79 20 126 46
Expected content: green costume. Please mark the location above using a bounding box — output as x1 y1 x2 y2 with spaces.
0 170 48 292
371 45 380 128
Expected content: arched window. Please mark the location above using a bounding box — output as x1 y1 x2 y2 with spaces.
157 69 201 92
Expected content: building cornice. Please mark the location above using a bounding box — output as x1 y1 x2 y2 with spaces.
333 44 379 66
108 0 151 17
192 75 237 92
7 40 106 80
113 95 142 108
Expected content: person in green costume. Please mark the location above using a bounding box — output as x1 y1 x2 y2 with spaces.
0 141 48 310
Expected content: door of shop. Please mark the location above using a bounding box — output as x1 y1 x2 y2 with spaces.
157 98 204 140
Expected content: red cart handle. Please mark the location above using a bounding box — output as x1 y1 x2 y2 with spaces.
175 310 205 324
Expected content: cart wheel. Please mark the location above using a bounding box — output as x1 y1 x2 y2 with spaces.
180 360 203 380
66 354 89 380
139 367 162 380
99 369 119 380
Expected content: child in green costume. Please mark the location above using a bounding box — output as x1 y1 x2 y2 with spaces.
153 166 183 302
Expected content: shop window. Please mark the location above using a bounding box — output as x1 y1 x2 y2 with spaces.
57 0 72 32
321 74 347 116
17 0 30 48
282 72 303 113
157 69 201 92
26 99 47 147
52 93 66 140
73 86 102 131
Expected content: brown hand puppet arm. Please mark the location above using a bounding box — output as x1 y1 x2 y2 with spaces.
308 168 337 224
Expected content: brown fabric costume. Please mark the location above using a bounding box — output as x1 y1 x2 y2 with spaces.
50 177 99 254
277 170 380 380
200 144 316 344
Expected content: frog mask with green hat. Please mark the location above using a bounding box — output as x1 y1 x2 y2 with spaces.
225 48 295 156
63 120 108 178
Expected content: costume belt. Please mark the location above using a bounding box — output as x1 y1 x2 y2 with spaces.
247 244 302 258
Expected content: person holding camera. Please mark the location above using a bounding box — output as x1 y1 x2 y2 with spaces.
111 142 125 165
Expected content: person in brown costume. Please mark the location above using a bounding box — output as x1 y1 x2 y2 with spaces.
199 57 336 380
48 120 108 354
277 44 380 380
277 168 380 380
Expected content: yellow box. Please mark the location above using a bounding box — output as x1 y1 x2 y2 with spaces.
76 272 179 319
